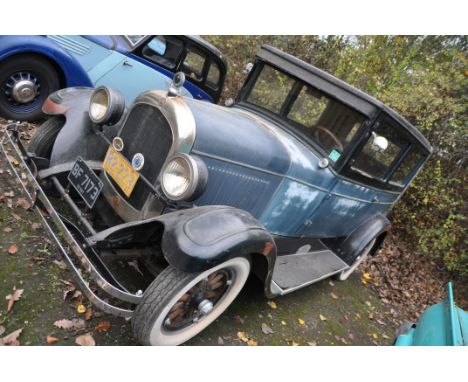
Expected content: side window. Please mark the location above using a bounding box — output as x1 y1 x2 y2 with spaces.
349 118 409 181
390 146 426 186
206 62 220 90
181 50 206 82
247 65 295 113
142 36 183 70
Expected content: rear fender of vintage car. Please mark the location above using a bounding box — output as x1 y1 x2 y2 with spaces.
40 87 120 171
0 35 93 88
90 205 278 288
325 214 391 265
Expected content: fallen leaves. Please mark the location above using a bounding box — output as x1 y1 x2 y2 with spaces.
95 321 111 333
46 336 59 344
330 292 339 300
6 288 24 313
53 260 67 270
53 318 86 331
0 328 22 346
75 333 95 346
15 197 31 210
261 323 274 335
237 331 257 346
7 244 18 255
298 318 305 325
266 300 277 309
319 314 327 321
76 304 86 314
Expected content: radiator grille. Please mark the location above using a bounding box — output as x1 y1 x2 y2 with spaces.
115 104 172 209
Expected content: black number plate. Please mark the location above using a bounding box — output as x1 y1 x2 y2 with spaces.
67 157 103 209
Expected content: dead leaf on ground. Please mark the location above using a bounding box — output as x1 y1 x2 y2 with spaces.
75 332 95 346
53 260 67 270
285 339 300 346
266 300 277 309
0 328 22 346
280 320 287 326
53 318 86 331
6 288 24 313
15 198 31 210
31 222 42 231
11 212 21 221
330 292 339 300
76 304 86 314
63 286 76 300
237 331 257 345
261 323 274 335
307 341 317 346
8 244 18 255
3 227 12 233
85 308 93 321
46 336 59 344
319 314 327 321
298 318 306 325
95 321 111 333
0 325 5 336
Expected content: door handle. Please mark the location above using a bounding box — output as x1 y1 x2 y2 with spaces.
122 60 133 67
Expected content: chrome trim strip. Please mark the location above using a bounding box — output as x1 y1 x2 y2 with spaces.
1 128 140 314
192 149 395 206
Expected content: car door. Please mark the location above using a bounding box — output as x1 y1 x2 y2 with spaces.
301 115 411 238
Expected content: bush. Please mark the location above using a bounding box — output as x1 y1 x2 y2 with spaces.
204 35 467 279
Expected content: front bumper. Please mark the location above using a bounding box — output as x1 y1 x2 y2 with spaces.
0 123 142 318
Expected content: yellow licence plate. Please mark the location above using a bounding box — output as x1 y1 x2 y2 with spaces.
103 146 140 197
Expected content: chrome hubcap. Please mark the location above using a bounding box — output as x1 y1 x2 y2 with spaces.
12 79 37 103
2 71 40 106
163 269 231 331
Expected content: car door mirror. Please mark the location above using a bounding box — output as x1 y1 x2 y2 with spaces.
168 72 186 97
371 133 389 152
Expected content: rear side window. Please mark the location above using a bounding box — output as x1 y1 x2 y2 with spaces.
181 50 206 81
206 62 221 90
390 146 426 186
351 119 408 180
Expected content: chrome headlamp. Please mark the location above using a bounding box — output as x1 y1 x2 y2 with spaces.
89 86 125 125
161 154 208 201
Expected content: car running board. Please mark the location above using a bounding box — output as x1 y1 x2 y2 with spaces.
270 250 348 296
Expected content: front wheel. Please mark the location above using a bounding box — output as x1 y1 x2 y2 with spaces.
132 257 250 346
0 55 60 121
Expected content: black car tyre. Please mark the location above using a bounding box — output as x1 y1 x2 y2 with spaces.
335 238 376 281
28 116 65 159
132 257 250 346
0 55 60 121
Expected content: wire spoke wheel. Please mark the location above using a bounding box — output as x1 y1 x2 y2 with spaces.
132 257 250 345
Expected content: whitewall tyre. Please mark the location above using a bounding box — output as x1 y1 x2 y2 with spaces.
132 257 250 346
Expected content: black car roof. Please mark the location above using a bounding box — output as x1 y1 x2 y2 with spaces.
258 45 432 152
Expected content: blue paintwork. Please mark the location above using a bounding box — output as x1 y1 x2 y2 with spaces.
187 97 400 237
395 282 467 346
0 35 217 108
0 35 93 87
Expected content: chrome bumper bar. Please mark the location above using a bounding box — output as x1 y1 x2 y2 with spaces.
1 124 141 318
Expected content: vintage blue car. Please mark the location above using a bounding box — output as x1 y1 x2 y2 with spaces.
1 45 432 345
0 35 227 120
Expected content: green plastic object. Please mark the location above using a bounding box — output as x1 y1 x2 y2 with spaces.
395 282 467 346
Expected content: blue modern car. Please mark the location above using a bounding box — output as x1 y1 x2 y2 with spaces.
0 35 227 120
1 45 432 345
